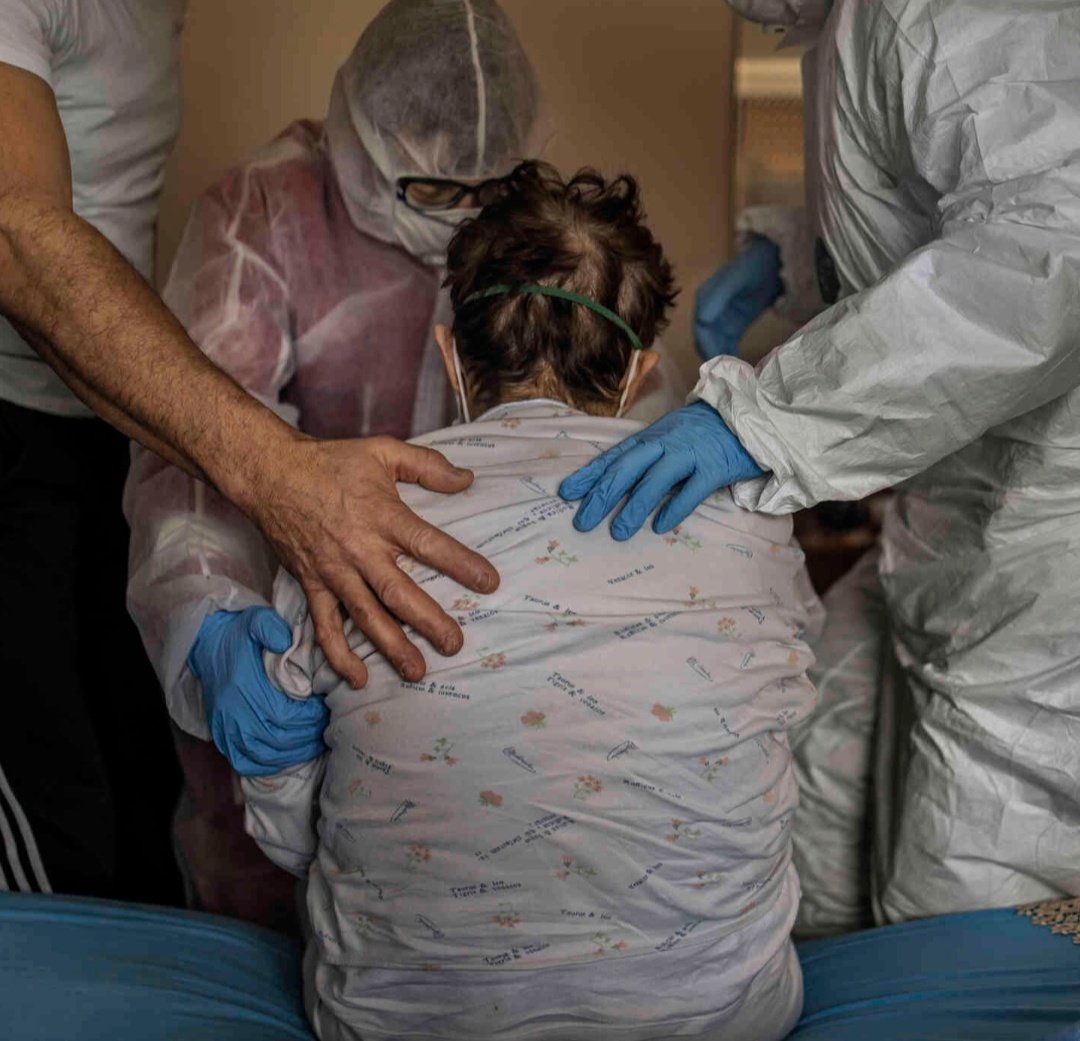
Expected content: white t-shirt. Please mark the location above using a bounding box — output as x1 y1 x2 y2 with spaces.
244 400 823 1041
0 0 185 416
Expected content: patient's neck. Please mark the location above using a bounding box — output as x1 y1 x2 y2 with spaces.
474 387 617 419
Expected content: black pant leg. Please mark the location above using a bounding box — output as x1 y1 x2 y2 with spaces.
75 420 183 906
0 400 116 897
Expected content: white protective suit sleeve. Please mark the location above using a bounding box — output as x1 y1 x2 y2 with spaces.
241 570 364 878
790 548 882 938
693 10 1080 515
243 758 326 879
124 185 297 739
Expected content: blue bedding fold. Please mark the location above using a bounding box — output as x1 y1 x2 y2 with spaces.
791 907 1080 1041
2 892 1077 1040
0 892 314 1041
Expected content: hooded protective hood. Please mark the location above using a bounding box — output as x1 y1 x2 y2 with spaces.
324 0 543 258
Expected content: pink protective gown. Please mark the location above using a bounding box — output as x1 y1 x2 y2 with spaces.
126 120 452 745
128 0 548 752
126 120 456 926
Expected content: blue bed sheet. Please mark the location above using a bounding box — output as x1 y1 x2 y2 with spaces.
791 906 1080 1041
2 891 1078 1040
0 892 314 1040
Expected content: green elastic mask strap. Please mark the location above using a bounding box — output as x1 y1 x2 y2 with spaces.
462 283 643 350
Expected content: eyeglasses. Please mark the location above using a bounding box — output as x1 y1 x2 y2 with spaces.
396 174 513 214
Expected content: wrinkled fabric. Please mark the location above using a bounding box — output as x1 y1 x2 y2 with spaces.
243 399 821 1041
698 0 1080 923
790 549 882 937
170 725 301 935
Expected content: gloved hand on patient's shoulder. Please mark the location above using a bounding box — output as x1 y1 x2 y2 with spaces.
188 606 329 777
559 401 766 540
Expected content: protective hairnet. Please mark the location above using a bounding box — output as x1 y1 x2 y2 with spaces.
694 0 1080 923
325 0 543 252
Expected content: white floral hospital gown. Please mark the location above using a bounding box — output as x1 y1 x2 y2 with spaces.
243 400 822 1041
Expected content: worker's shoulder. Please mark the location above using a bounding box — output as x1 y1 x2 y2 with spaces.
204 120 325 214
870 0 1070 68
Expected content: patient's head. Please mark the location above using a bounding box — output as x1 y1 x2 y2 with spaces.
436 161 677 418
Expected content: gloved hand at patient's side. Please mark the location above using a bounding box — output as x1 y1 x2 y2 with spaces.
559 401 766 539
188 606 329 776
694 236 783 360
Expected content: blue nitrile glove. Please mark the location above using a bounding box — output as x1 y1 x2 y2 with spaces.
694 236 783 360
559 401 766 540
188 606 329 777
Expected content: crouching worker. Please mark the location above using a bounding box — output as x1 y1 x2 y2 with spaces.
243 162 823 1041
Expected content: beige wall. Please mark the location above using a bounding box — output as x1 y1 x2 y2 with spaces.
158 0 736 387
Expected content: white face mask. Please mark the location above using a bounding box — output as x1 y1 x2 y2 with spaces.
392 203 480 266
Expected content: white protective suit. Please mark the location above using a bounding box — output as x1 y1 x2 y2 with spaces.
707 0 1080 932
244 399 821 1041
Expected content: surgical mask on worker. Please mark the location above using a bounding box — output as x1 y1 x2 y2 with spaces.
392 200 481 267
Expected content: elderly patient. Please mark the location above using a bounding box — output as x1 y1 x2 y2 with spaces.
243 162 822 1041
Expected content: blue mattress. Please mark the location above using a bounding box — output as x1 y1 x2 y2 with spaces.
791 906 1080 1041
0 892 314 1040
2 892 1078 1040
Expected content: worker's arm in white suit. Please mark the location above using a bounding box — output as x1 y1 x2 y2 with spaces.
696 11 1080 514
124 186 298 737
240 569 370 875
242 757 326 879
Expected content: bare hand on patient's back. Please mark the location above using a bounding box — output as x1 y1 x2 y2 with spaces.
238 434 500 688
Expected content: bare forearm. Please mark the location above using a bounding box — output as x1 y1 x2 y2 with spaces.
12 315 202 474
0 60 497 686
0 191 298 498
